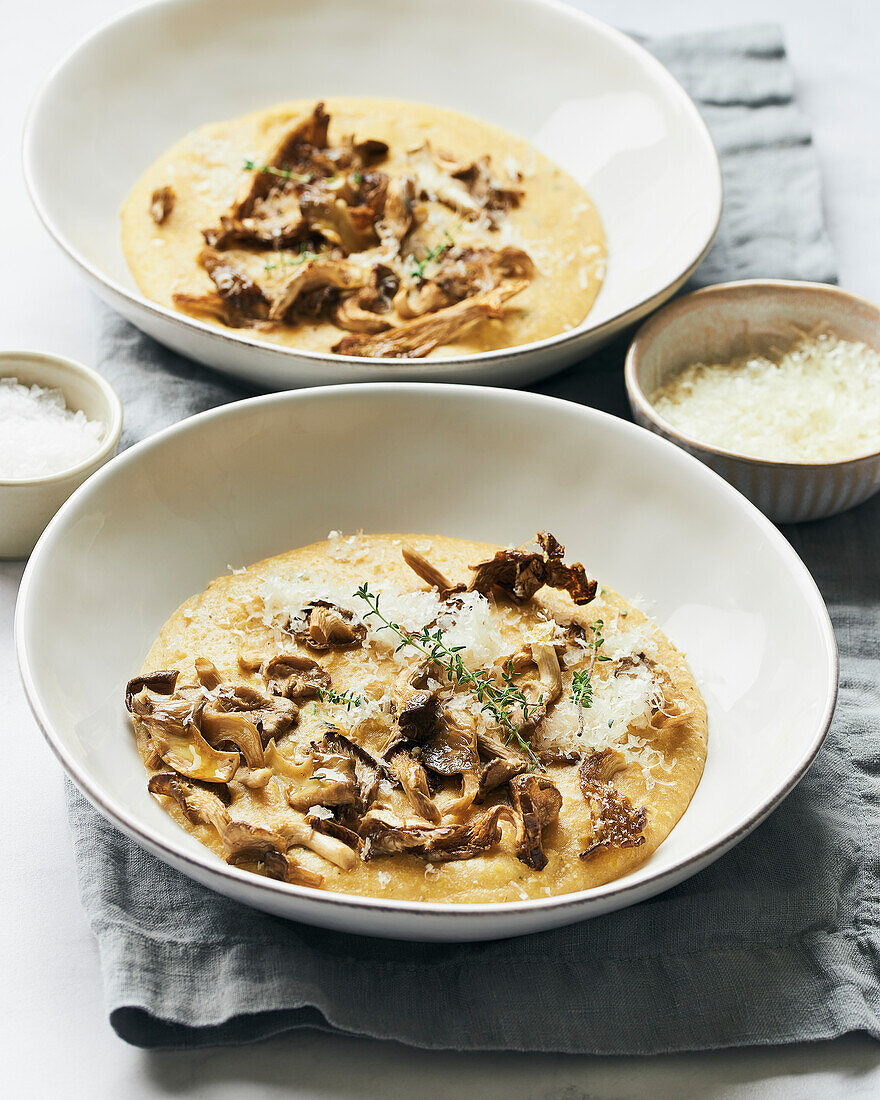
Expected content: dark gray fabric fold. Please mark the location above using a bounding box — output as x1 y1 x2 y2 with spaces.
65 24 875 1052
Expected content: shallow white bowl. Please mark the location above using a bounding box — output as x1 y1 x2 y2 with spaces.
625 280 880 523
16 386 836 941
23 0 721 390
0 351 122 559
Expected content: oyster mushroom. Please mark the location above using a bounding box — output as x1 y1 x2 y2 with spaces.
262 652 331 701
358 803 510 862
279 813 359 871
129 688 240 784
578 749 647 860
299 193 378 254
199 248 271 320
508 773 562 871
148 772 231 837
221 821 324 887
376 174 415 254
125 669 179 711
269 258 368 322
200 708 265 769
149 186 175 226
333 280 527 358
333 295 393 334
385 750 441 824
292 603 367 651
400 546 462 597
468 531 597 606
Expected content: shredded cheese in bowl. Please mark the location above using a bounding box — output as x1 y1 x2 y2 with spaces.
650 331 880 463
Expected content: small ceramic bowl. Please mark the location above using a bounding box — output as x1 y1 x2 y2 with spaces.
0 351 123 558
625 280 880 524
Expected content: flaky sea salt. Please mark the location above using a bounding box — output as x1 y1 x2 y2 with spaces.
0 377 104 479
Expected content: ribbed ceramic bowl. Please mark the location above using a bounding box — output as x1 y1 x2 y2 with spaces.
625 280 880 524
0 351 122 558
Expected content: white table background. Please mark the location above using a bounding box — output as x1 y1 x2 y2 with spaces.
2 1 878 1095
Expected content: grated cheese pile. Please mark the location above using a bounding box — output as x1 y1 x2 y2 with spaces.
0 377 104 479
650 331 880 462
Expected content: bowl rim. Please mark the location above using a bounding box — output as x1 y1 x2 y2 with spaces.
21 0 723 373
0 349 123 487
14 383 839 923
625 278 880 470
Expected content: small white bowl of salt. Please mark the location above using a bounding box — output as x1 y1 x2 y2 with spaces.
0 351 122 557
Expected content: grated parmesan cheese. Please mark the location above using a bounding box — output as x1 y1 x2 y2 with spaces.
651 331 880 462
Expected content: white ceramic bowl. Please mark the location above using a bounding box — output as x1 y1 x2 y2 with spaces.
16 386 836 941
625 280 880 524
23 0 721 390
0 351 122 558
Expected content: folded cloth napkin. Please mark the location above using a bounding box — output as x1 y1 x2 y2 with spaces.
66 24 878 1052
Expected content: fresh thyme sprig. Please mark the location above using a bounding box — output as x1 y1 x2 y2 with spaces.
316 686 364 711
242 158 315 184
409 231 455 281
353 584 542 765
264 246 324 272
570 618 610 736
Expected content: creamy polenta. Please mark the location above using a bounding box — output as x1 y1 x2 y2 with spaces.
121 99 605 358
126 533 707 904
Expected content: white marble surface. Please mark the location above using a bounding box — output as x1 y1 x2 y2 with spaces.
2 1 878 1095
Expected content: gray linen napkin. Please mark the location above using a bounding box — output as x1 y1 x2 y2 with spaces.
65 25 878 1051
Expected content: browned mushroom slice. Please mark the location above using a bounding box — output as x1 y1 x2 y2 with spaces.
125 669 179 711
291 602 366 651
300 193 378 254
376 174 415 254
450 155 524 224
129 688 240 784
508 773 562 871
392 280 452 320
305 814 362 852
468 531 597 606
537 748 581 767
231 102 331 222
359 804 511 863
149 186 175 225
200 708 265 769
397 249 535 324
172 291 259 328
578 749 647 860
193 657 222 691
197 248 272 321
148 772 232 837
406 143 483 217
279 814 359 871
269 258 368 322
385 750 441 824
262 652 330 701
287 750 361 812
423 705 482 820
211 683 299 741
222 821 324 886
289 728 389 814
333 279 527 358
333 296 393 334
400 546 463 598
426 804 511 863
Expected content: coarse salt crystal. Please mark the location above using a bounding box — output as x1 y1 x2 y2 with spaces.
0 377 103 479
